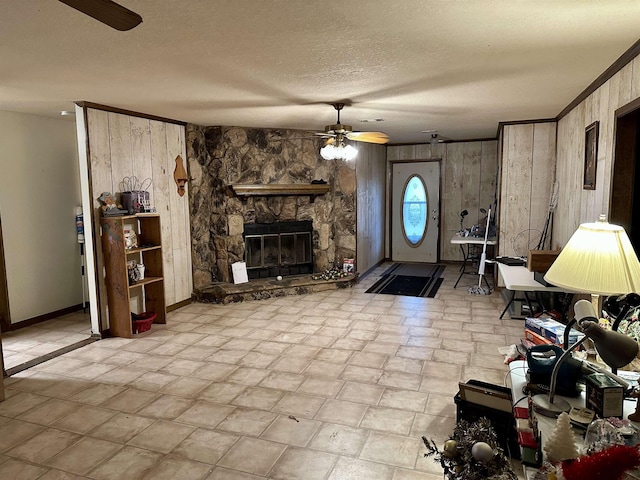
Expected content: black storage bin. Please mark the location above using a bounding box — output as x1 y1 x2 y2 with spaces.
454 381 520 460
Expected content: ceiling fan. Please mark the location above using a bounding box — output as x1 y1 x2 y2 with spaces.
58 0 142 31
315 103 389 145
421 130 451 145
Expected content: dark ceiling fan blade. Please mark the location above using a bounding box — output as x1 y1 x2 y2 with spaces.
58 0 142 31
346 131 389 144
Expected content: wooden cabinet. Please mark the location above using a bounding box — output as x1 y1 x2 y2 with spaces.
101 214 166 338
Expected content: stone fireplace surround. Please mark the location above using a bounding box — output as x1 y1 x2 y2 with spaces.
186 125 358 289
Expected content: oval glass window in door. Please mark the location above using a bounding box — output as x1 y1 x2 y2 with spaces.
402 175 428 246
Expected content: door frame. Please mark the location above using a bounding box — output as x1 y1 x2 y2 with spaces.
611 98 640 250
0 213 8 387
389 159 443 263
0 214 10 333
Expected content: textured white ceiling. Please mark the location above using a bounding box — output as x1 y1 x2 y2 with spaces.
2 1 640 144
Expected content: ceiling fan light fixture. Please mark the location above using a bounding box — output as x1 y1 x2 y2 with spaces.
320 141 357 161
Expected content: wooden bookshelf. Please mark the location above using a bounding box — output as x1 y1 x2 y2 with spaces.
100 214 166 338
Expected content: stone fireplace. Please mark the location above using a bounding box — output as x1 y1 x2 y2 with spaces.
186 125 357 288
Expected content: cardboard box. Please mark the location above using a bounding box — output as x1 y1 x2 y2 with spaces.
585 373 624 418
343 258 354 273
527 249 561 273
524 328 553 346
525 316 584 347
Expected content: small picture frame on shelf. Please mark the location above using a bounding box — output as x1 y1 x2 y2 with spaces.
584 121 599 190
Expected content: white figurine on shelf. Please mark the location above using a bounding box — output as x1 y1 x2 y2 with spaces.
544 412 579 463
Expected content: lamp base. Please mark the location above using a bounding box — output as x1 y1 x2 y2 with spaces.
532 394 571 417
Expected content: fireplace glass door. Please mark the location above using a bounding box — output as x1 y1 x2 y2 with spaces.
244 221 314 278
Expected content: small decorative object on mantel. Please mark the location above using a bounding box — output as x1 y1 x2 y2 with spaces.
97 191 127 216
422 417 518 480
173 154 188 196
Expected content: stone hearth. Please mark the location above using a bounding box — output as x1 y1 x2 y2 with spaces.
193 273 358 304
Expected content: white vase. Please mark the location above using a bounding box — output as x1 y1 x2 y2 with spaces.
136 264 145 280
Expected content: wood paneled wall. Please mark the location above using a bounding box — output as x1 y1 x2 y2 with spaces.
387 141 497 261
555 59 639 245
356 143 387 273
498 122 557 257
83 107 192 331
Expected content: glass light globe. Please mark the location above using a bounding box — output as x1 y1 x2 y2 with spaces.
320 144 336 160
343 144 358 161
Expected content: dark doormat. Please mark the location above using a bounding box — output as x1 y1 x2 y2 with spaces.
366 264 446 298
381 262 446 278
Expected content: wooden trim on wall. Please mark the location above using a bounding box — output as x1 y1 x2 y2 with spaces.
77 104 107 336
496 118 558 138
388 137 496 147
167 298 192 312
387 158 444 164
615 96 640 120
7 304 87 331
75 102 187 126
558 38 640 120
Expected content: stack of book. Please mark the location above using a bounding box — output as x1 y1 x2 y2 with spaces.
523 316 585 348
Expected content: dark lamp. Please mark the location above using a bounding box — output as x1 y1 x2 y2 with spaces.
532 299 639 417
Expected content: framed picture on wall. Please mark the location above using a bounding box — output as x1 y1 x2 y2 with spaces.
584 121 599 190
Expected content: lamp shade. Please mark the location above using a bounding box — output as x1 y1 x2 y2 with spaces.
544 215 640 295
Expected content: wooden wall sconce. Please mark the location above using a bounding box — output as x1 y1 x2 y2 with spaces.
173 155 188 196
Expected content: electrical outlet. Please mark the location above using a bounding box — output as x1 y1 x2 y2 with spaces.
508 195 518 204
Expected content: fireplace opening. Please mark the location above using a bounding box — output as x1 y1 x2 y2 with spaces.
244 221 313 279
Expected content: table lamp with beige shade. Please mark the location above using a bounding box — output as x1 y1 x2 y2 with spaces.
543 214 640 314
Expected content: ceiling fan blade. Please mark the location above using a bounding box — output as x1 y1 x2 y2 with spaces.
58 0 142 31
345 131 389 144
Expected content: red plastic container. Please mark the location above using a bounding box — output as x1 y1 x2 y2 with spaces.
132 311 156 334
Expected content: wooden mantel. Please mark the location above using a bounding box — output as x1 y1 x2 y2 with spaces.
229 183 331 198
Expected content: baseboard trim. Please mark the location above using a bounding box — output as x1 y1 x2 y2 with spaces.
7 304 88 331
167 298 192 312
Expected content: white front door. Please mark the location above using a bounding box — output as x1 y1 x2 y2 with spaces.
391 161 440 263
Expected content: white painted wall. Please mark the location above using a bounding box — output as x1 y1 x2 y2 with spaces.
0 110 82 323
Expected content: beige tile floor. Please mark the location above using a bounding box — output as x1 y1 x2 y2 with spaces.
0 263 526 479
2 312 93 371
